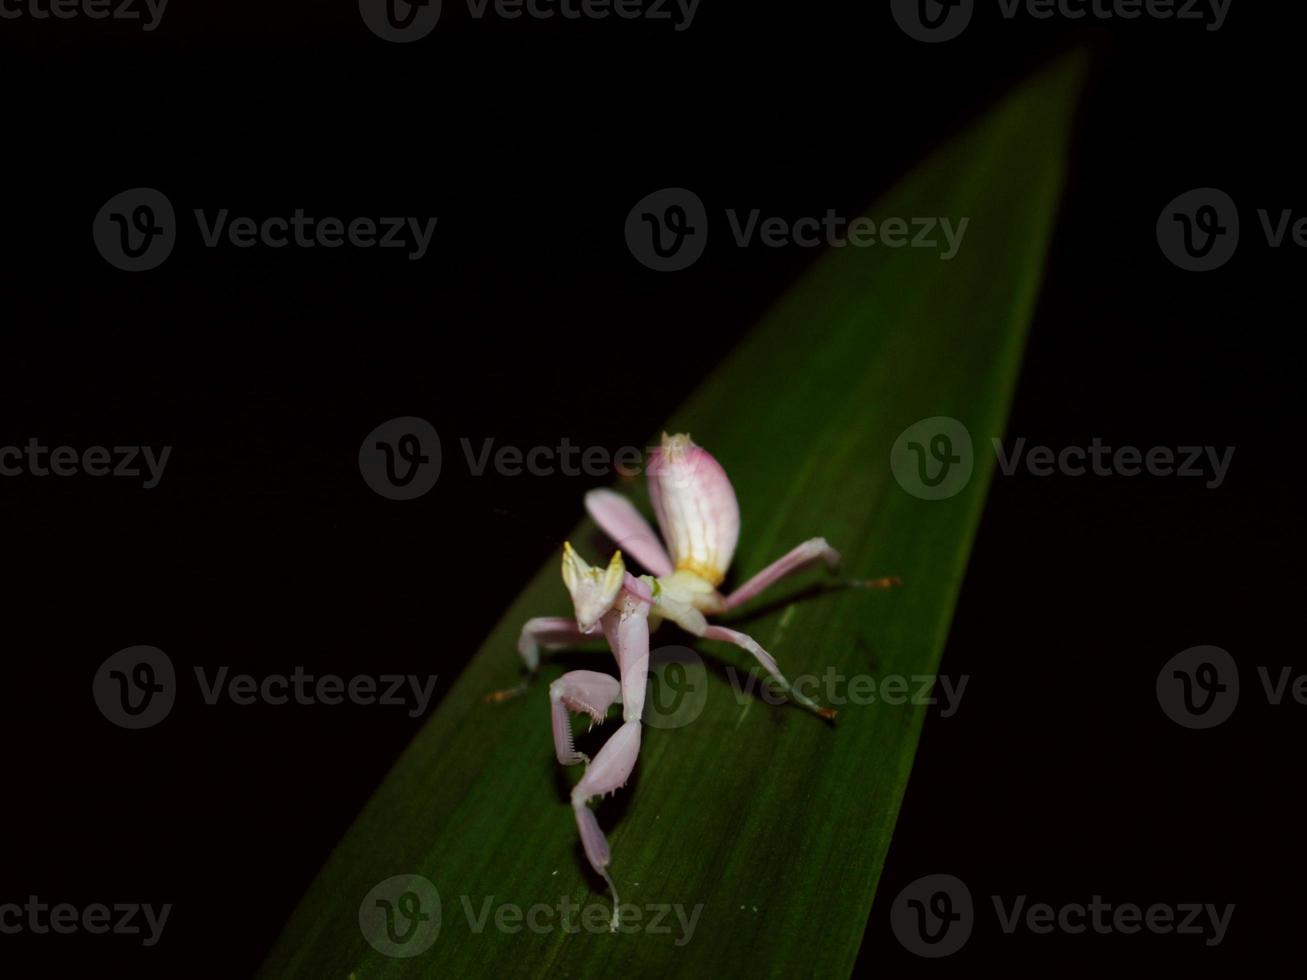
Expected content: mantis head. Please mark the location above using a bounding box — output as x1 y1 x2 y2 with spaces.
560 543 625 632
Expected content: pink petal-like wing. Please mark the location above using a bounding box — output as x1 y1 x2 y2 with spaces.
584 488 675 578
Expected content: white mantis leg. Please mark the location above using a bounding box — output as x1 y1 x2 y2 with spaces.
720 537 898 611
655 590 836 721
700 623 837 721
488 616 596 703
569 581 652 930
519 616 593 673
549 670 621 765
571 720 641 930
721 537 842 610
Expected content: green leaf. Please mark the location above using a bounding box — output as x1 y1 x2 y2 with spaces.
261 53 1086 979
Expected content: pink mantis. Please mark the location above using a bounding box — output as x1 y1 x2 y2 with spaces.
496 433 896 928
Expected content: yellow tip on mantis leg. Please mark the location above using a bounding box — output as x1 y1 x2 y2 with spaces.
484 680 531 703
600 868 621 933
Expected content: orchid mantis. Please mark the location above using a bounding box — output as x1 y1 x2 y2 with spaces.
496 433 896 929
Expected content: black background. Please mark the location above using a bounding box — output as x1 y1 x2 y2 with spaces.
2 2 1301 976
